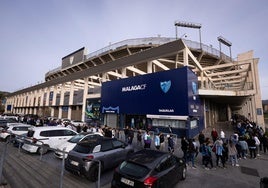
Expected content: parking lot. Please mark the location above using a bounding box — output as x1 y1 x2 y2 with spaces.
0 129 268 188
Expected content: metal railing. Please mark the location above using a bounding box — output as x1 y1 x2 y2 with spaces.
1 129 179 188
45 37 232 77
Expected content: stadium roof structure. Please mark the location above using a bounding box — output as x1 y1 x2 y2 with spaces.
9 37 258 110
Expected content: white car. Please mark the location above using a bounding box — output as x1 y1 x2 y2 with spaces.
0 123 32 141
22 126 77 154
70 120 85 127
54 131 103 159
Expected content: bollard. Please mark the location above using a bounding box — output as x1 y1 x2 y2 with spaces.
60 147 66 188
0 141 9 185
94 160 101 188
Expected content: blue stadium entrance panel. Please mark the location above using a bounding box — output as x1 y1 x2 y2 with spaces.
101 67 204 138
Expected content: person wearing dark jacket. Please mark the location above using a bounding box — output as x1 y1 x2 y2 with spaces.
181 136 189 162
168 135 174 153
262 134 268 154
198 131 205 146
247 135 257 159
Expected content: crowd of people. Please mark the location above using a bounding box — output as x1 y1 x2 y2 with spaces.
112 115 268 172
192 115 268 170
67 116 267 172
122 126 175 153
13 113 267 171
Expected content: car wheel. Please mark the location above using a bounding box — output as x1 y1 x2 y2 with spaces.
181 166 186 180
37 145 49 155
87 164 99 182
5 135 11 142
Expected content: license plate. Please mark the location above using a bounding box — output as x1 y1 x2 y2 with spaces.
70 160 79 166
121 177 134 186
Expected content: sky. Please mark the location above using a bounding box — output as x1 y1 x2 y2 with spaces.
1 0 268 99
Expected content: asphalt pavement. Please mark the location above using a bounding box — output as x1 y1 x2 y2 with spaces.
1 124 268 188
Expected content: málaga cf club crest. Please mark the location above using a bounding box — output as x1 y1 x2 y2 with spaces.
160 80 171 93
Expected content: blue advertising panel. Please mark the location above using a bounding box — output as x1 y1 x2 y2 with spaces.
85 98 101 120
101 67 202 116
187 68 203 117
6 105 12 111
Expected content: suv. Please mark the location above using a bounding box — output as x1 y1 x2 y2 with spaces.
65 137 134 182
0 123 32 141
22 126 77 154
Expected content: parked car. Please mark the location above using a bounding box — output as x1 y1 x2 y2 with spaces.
65 137 134 182
0 118 19 130
70 120 85 127
0 119 8 130
111 149 187 188
22 126 77 154
13 132 28 147
0 123 32 141
54 131 103 159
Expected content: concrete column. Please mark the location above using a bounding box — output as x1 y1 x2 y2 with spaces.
102 73 107 82
34 90 38 106
51 86 58 117
203 98 207 128
28 91 34 114
147 61 153 73
58 84 65 119
81 77 89 121
68 81 75 120
40 89 44 107
34 90 38 115
45 88 50 106
18 94 22 108
121 68 127 78
200 72 204 89
183 48 188 66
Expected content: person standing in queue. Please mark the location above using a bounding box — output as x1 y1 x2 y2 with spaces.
144 130 151 148
154 133 160 150
181 136 189 162
167 135 174 153
159 132 165 151
124 126 129 143
211 128 218 143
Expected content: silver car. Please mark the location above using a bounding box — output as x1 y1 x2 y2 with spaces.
65 137 134 182
54 131 103 159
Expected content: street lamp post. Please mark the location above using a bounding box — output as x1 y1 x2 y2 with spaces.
174 21 202 49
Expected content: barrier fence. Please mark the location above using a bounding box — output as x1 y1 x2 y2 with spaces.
0 129 179 188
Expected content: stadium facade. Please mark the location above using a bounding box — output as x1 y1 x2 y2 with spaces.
5 37 265 137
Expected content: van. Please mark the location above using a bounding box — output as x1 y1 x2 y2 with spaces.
22 126 77 154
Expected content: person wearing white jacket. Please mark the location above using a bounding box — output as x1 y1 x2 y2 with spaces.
254 134 261 156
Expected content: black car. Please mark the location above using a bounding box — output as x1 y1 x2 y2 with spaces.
111 149 186 188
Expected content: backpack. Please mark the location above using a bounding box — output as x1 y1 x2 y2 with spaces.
188 142 196 152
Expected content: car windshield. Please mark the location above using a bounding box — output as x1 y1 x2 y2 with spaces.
119 161 150 178
68 134 85 143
